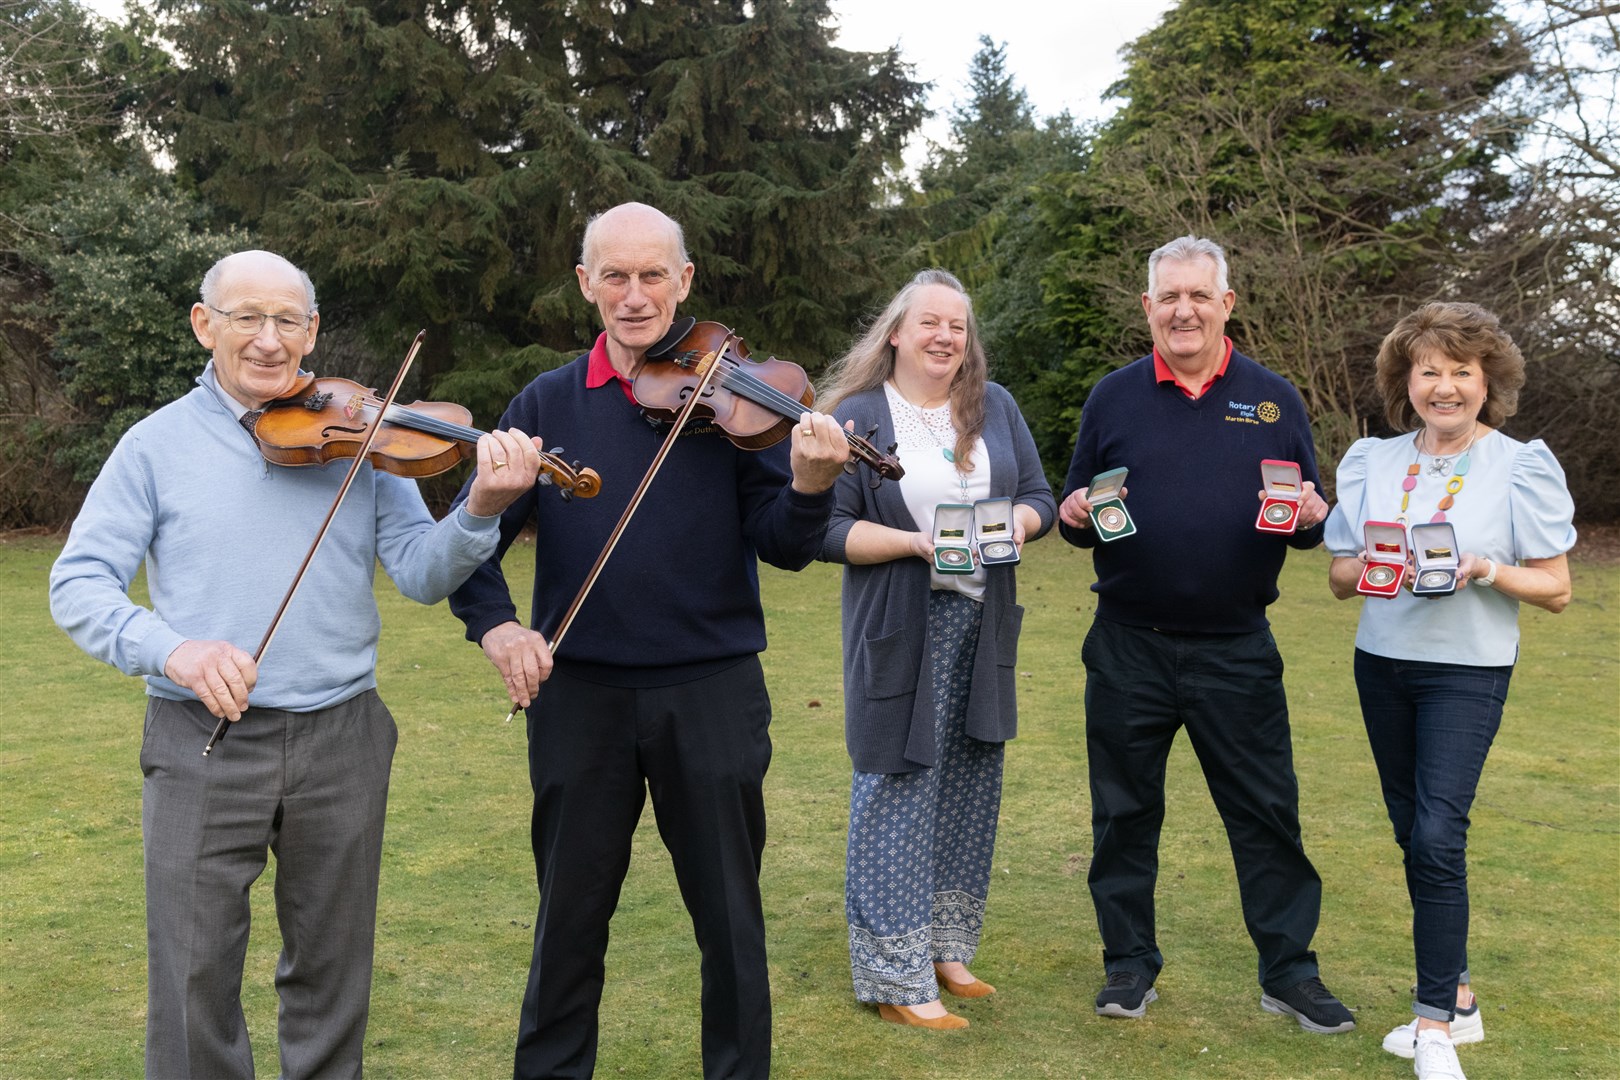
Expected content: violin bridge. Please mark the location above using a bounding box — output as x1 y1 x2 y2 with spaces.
343 393 365 421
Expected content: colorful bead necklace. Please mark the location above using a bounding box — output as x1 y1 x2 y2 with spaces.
1398 424 1478 525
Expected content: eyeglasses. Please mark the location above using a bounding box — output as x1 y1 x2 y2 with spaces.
208 306 313 336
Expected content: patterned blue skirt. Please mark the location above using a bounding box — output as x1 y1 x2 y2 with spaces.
847 590 1005 1004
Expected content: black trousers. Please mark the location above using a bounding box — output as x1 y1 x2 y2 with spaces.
514 657 773 1080
1082 617 1322 994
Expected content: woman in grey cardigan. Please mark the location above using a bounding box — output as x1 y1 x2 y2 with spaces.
817 269 1056 1030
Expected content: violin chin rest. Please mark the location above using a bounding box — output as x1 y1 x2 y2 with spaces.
646 316 697 359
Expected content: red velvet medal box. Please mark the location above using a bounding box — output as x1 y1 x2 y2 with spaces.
1357 520 1408 598
1255 459 1302 534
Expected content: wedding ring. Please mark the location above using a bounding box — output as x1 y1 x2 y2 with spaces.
493 459 508 470
800 427 814 436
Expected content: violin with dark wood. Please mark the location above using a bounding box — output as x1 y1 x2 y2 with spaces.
253 374 601 499
633 318 903 484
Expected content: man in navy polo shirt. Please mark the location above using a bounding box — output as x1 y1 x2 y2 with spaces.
1057 235 1353 1033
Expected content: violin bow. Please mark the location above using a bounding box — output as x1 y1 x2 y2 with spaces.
501 331 738 723
204 331 428 756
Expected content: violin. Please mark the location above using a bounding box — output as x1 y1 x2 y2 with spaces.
634 319 903 484
253 374 601 499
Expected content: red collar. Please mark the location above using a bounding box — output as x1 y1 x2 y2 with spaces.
1153 337 1233 399
584 333 638 403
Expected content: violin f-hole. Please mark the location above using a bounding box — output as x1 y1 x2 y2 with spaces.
320 423 368 439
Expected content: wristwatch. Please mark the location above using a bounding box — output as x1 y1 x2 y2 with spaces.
1475 558 1498 588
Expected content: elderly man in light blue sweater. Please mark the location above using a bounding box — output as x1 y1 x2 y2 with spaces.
49 249 543 1080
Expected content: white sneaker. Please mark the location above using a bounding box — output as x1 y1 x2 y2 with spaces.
1414 1028 1468 1080
1382 1001 1484 1058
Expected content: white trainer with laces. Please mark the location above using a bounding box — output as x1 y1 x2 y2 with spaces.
1382 1001 1484 1058
1414 1028 1468 1080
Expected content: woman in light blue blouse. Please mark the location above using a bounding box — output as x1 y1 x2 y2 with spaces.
1325 302 1575 1080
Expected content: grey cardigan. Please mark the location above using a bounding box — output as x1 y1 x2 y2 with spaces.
819 382 1056 773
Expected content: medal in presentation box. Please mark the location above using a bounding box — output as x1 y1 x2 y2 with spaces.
974 497 1020 566
1357 520 1409 598
932 503 976 574
1410 522 1460 597
1255 459 1303 534
1088 467 1135 542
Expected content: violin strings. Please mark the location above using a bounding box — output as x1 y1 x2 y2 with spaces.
376 401 485 444
370 399 580 485
712 361 868 453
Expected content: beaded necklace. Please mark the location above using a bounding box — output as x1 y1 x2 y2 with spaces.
1398 424 1478 525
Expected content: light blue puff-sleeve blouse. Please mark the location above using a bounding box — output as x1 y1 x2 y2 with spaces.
1324 431 1576 667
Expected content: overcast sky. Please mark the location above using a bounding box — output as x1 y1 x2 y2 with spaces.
827 1 1176 167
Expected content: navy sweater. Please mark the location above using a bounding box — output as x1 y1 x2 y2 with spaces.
448 353 835 683
1059 350 1323 633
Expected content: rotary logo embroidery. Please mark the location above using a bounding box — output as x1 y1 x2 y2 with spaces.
1226 399 1282 425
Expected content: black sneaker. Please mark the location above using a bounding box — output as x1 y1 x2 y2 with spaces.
1260 976 1355 1033
1094 971 1157 1018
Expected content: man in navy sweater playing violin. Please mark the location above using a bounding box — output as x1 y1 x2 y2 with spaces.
448 202 849 1079
1057 236 1354 1035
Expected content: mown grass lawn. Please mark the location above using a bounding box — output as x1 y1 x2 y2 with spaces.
1 531 1614 1078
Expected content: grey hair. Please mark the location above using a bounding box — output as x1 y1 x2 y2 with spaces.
579 202 691 271
1147 235 1229 296
199 250 318 313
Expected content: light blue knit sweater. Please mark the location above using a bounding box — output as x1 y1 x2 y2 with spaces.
50 366 499 711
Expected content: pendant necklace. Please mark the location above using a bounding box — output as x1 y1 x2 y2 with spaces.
1398 424 1478 525
894 382 967 501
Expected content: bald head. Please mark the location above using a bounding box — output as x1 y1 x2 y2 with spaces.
580 203 689 273
200 250 317 313
575 203 695 373
191 249 320 409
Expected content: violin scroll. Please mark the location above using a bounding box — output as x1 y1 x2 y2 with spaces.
543 448 601 501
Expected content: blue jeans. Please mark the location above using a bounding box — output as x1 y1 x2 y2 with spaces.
1354 649 1512 1021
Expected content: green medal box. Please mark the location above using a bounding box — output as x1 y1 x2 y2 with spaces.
932 503 976 574
1089 467 1135 542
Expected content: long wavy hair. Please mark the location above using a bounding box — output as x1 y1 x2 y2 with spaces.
818 269 988 471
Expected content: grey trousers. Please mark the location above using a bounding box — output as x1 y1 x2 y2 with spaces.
140 691 397 1079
